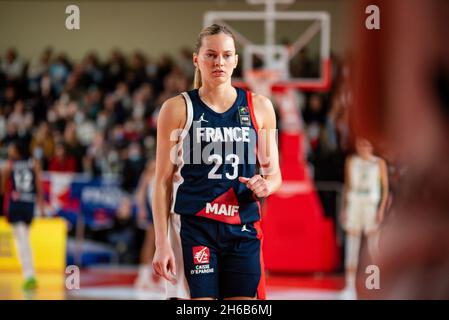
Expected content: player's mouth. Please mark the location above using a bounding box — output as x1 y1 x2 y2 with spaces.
212 70 226 77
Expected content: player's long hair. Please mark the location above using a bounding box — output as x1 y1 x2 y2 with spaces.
194 24 236 89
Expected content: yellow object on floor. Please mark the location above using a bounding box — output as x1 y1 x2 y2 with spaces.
0 217 67 272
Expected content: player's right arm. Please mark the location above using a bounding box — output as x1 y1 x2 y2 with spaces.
152 95 186 283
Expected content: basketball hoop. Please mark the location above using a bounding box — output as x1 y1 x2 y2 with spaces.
205 0 331 92
244 69 281 98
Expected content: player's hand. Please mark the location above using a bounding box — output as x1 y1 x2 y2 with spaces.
239 175 270 198
152 240 177 284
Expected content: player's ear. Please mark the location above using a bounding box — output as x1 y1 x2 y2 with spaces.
234 53 238 69
193 53 198 68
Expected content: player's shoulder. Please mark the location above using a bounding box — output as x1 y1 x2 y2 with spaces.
161 94 187 111
250 92 274 112
158 94 188 128
249 92 275 128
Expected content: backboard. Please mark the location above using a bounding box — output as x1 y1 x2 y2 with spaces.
204 0 331 92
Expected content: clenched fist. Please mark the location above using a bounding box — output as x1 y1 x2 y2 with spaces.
239 175 271 198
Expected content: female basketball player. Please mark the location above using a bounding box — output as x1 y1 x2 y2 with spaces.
152 24 282 300
2 141 44 290
340 138 388 299
134 159 164 292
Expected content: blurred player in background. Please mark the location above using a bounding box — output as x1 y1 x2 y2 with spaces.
134 159 164 291
2 140 44 290
340 138 388 299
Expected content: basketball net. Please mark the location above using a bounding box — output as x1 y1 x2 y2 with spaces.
244 69 281 98
245 69 303 134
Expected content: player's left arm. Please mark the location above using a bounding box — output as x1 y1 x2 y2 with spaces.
238 94 282 198
377 158 389 224
33 160 45 216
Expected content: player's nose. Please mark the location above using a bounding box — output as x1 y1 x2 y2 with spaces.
214 55 224 66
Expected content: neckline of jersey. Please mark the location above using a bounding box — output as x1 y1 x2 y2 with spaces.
194 87 242 118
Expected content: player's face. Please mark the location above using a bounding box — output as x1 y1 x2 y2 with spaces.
356 139 373 157
194 33 238 85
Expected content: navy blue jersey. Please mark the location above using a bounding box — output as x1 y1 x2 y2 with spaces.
4 159 36 224
8 159 37 203
171 88 261 224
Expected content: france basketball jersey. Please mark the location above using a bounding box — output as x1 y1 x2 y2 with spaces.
171 87 261 224
4 159 37 225
8 159 37 203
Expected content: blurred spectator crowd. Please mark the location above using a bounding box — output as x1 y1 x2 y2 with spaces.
0 47 193 191
0 46 352 263
0 46 352 183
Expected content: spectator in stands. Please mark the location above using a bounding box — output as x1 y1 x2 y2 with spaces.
127 51 148 92
96 94 117 132
1 86 18 115
1 48 24 84
63 121 85 172
27 47 53 95
109 123 127 150
7 100 33 135
83 130 106 176
132 83 155 125
123 119 142 142
29 72 55 125
153 54 174 95
48 142 77 172
103 49 127 93
121 142 146 193
49 53 71 96
30 122 55 168
111 82 132 123
83 86 103 121
82 52 103 88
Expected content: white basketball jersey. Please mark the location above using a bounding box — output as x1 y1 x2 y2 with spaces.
349 155 381 202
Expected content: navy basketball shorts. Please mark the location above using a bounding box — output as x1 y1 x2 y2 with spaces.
6 201 34 225
167 213 266 300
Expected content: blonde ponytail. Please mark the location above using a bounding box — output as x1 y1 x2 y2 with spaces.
193 67 202 89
